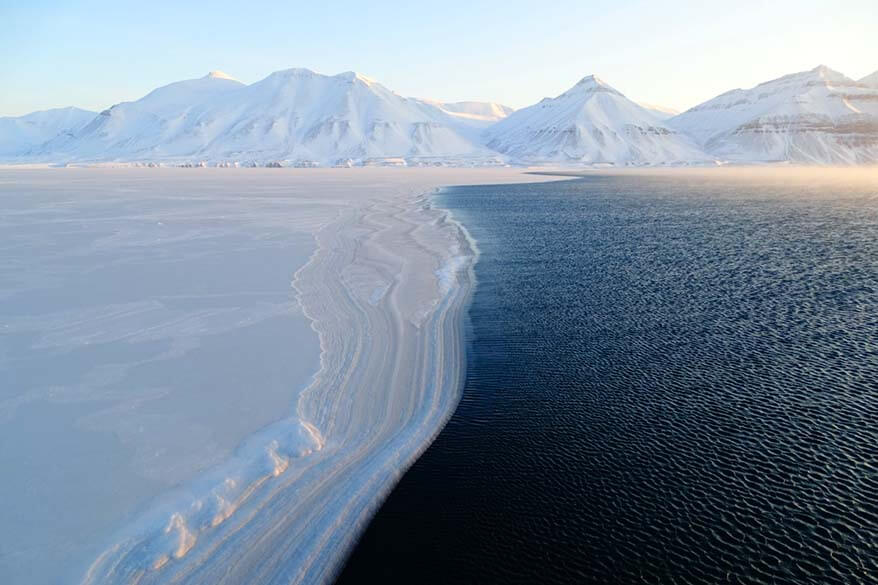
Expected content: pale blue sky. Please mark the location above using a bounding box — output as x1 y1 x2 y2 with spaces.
2 0 876 116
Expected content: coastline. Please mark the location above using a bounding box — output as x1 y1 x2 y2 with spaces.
38 168 563 585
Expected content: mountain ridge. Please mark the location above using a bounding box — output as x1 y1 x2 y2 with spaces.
26 69 511 165
3 65 878 166
0 106 97 156
669 65 878 164
483 74 708 165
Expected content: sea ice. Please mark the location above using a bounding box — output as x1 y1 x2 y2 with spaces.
0 167 559 585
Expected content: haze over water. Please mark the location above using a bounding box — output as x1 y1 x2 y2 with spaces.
339 168 878 585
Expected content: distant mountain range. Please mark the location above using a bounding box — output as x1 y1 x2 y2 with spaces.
0 107 97 157
2 65 877 166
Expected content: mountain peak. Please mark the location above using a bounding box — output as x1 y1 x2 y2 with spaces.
808 64 850 84
811 64 843 75
486 73 704 165
576 74 608 88
560 74 622 99
205 70 238 81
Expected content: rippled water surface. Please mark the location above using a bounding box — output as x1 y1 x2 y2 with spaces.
338 171 878 585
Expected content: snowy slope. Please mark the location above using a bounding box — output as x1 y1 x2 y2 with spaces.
38 71 246 160
860 71 878 88
669 66 878 164
484 75 708 165
35 69 498 165
192 69 495 163
0 107 96 156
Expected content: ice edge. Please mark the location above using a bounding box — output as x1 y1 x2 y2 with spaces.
80 180 479 585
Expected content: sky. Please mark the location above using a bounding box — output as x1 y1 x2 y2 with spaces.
2 0 876 117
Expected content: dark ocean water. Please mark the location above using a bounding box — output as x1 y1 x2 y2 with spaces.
337 172 878 585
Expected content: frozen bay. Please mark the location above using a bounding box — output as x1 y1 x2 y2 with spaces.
0 167 556 585
0 170 322 583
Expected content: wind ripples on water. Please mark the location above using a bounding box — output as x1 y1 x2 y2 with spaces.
339 171 878 585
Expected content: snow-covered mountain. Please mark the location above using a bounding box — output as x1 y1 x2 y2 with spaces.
860 71 878 88
484 75 708 165
31 69 503 165
40 71 245 159
669 65 878 164
5 65 878 166
0 107 96 156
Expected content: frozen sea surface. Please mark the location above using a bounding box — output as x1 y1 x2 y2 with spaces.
0 171 322 583
0 167 556 585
